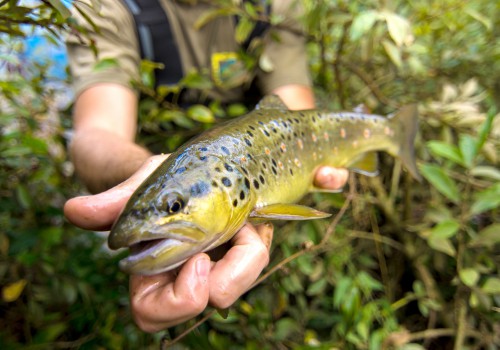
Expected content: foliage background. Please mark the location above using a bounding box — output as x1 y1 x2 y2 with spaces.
0 0 499 349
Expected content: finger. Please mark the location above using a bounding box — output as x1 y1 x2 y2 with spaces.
208 223 272 309
130 253 211 333
313 166 349 190
64 155 168 231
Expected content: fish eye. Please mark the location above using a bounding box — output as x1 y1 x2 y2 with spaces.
167 196 184 214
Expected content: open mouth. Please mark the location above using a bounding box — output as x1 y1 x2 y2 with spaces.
125 237 184 264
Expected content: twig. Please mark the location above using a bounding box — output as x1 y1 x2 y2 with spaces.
370 209 392 301
160 311 215 349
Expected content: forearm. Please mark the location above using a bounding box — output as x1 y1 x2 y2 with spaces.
70 83 149 193
70 129 151 194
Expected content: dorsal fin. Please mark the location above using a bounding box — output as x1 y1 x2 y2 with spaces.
256 95 288 111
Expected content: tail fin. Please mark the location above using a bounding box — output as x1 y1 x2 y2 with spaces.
390 104 422 181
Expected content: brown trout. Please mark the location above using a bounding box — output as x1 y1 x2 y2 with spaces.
109 96 420 275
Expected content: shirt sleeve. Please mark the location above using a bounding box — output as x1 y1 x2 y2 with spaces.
256 0 312 95
65 0 141 97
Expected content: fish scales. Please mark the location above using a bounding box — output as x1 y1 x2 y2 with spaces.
109 96 420 275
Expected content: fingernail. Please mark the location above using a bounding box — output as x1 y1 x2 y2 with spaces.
196 256 210 278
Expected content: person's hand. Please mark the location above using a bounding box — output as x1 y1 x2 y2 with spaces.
64 155 348 332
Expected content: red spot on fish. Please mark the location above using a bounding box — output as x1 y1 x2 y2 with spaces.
312 134 317 142
280 143 287 152
363 128 371 139
297 139 304 150
265 147 271 155
340 128 346 138
323 132 329 141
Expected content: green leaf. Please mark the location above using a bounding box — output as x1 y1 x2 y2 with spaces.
382 39 402 67
429 219 460 240
383 11 411 47
481 277 500 294
475 106 496 153
428 237 456 257
458 134 477 168
459 268 480 287
93 58 119 71
181 71 213 90
470 166 500 181
16 185 31 209
186 105 215 123
469 224 500 248
350 10 379 41
273 318 299 341
419 164 460 203
471 183 500 215
333 276 352 308
235 16 256 44
227 103 248 117
427 141 464 166
46 0 71 19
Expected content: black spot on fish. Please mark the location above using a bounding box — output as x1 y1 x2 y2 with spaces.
130 209 142 218
312 116 316 123
245 138 252 146
317 112 323 119
175 167 186 174
241 167 249 175
240 191 245 200
272 159 277 167
222 177 232 187
246 153 253 161
294 118 300 123
259 175 265 185
249 125 256 130
161 183 166 189
263 129 270 137
199 156 207 161
301 131 305 137
258 121 264 125
253 179 260 189
221 146 230 155
233 199 238 207
293 132 298 137
247 130 254 137
290 168 294 176
261 162 267 169
141 207 149 214
272 128 277 133
244 178 251 189
272 166 277 175
199 147 208 151
224 163 233 172
281 121 287 127
288 135 292 141
215 167 221 173
191 181 210 197
212 181 218 188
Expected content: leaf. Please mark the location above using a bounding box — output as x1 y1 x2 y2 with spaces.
419 164 460 203
259 53 274 73
383 11 411 47
382 39 402 68
2 279 27 302
459 268 480 287
194 8 238 29
186 105 215 123
46 0 71 19
475 106 496 154
350 10 379 41
429 220 460 240
16 185 31 209
470 166 500 181
235 16 255 44
481 277 500 294
427 141 464 165
458 134 477 168
469 224 500 248
428 237 456 257
273 318 299 341
471 183 500 215
93 58 118 72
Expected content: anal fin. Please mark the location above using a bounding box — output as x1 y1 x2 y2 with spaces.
349 152 379 176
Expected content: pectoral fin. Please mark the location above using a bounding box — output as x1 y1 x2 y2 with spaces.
349 152 379 176
250 203 331 221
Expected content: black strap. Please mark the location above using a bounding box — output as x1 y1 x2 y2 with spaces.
235 0 272 50
124 0 184 86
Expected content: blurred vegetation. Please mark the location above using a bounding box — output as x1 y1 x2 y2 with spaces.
1 0 499 349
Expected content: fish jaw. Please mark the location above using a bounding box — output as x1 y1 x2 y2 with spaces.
113 220 212 275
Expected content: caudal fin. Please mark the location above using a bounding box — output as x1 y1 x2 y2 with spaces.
390 104 422 181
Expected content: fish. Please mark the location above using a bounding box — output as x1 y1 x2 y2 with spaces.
108 95 420 275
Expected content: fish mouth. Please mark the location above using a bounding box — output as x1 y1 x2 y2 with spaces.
115 222 210 275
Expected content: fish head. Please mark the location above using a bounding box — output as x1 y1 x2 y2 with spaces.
108 155 247 275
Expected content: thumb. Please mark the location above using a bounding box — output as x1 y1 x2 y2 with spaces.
64 155 168 231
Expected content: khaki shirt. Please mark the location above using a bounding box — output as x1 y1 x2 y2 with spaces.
66 0 311 104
